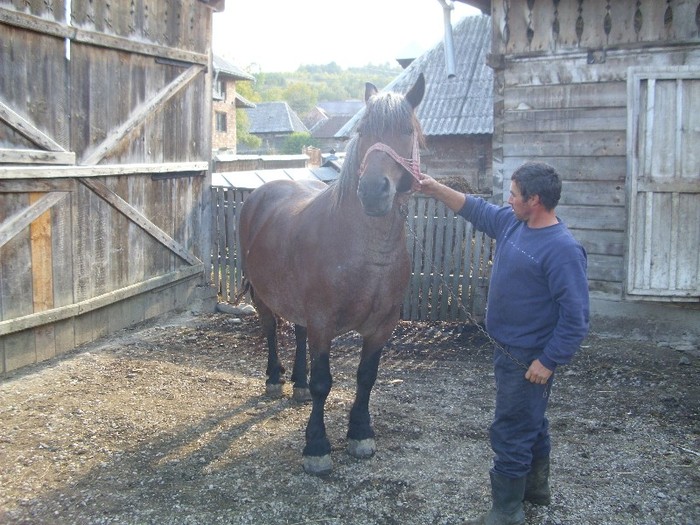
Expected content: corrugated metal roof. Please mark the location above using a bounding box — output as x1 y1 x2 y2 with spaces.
212 167 340 189
336 15 492 138
245 102 309 134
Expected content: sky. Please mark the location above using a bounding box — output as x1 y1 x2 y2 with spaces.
212 1 481 73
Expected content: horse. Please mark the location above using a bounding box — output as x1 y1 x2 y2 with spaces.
238 73 425 475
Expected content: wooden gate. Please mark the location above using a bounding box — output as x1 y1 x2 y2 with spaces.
626 67 700 301
211 187 493 323
0 1 222 374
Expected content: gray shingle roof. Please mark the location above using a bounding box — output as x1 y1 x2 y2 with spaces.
336 15 492 138
245 102 309 134
213 55 255 81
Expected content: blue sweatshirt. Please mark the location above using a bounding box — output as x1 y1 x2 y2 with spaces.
459 196 590 370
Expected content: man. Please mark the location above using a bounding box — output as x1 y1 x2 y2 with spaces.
418 162 590 525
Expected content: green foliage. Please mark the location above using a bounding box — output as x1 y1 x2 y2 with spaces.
248 62 401 106
235 109 261 149
281 132 317 155
283 82 317 115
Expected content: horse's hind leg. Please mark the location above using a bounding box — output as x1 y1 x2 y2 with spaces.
255 300 285 397
291 324 311 402
347 343 383 459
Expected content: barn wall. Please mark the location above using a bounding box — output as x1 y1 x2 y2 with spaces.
489 0 700 317
0 0 220 375
422 135 492 193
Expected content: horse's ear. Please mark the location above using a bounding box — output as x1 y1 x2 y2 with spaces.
406 73 425 110
365 82 379 103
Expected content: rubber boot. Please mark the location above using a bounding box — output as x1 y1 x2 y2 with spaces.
524 456 551 506
465 470 526 525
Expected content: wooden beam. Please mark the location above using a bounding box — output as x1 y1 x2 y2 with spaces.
0 264 204 336
0 148 76 165
0 100 67 152
79 178 202 266
29 193 54 312
0 192 68 249
0 7 208 66
81 65 204 165
0 161 208 180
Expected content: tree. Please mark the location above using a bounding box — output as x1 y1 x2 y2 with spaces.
281 132 317 155
236 109 261 150
283 83 317 116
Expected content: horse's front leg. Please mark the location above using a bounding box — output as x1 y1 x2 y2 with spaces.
347 340 383 459
291 324 311 402
303 348 333 476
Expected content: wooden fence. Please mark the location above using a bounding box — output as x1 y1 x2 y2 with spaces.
211 188 494 323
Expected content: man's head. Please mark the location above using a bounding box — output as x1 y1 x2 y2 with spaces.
510 162 562 212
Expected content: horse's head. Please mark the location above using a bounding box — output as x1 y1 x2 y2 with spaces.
356 73 425 217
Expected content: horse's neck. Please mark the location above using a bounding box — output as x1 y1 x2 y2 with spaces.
339 195 408 248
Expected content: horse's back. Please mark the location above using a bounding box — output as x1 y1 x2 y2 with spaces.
239 179 326 246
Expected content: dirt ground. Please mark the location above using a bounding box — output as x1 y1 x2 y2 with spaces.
0 308 698 525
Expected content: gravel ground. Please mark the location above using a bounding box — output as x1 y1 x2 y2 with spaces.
0 309 698 525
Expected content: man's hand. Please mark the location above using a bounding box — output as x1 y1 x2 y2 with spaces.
417 176 467 212
525 359 553 385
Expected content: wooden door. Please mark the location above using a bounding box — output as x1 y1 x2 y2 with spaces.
626 67 700 301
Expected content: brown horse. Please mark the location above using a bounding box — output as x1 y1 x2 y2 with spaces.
238 74 425 475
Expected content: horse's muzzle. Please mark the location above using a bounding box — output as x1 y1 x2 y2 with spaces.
357 175 395 216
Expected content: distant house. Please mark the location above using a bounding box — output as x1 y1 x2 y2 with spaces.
337 15 493 193
240 101 308 154
212 55 255 152
309 100 364 153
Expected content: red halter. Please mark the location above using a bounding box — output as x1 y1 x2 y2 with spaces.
358 133 425 191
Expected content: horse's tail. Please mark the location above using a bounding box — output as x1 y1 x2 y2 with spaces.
232 278 251 305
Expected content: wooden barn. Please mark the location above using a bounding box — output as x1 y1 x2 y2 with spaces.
457 0 700 336
0 0 224 374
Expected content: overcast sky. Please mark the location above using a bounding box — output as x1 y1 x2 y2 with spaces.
213 1 480 72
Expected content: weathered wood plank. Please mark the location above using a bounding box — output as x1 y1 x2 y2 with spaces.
503 156 627 183
0 161 208 179
0 148 76 165
0 6 209 65
0 192 68 250
82 65 203 165
504 107 627 133
0 264 203 337
504 82 627 110
79 178 201 267
557 204 626 232
503 130 626 157
0 100 67 151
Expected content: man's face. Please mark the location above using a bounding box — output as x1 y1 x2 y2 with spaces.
507 181 535 222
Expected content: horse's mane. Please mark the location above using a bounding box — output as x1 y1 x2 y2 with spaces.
330 91 424 205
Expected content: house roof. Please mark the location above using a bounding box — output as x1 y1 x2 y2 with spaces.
213 55 255 81
234 92 256 109
317 100 363 116
212 167 339 189
310 115 355 139
336 15 492 138
245 102 308 135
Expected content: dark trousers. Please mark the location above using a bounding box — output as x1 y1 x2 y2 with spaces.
489 345 552 479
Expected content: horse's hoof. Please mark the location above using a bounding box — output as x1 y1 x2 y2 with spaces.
292 387 312 403
347 438 376 459
265 383 283 397
303 454 332 476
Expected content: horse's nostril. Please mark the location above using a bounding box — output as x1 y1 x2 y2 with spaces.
382 177 391 193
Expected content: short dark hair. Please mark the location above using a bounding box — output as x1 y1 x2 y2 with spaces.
511 162 562 210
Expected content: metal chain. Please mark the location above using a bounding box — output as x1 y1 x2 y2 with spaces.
404 216 530 371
